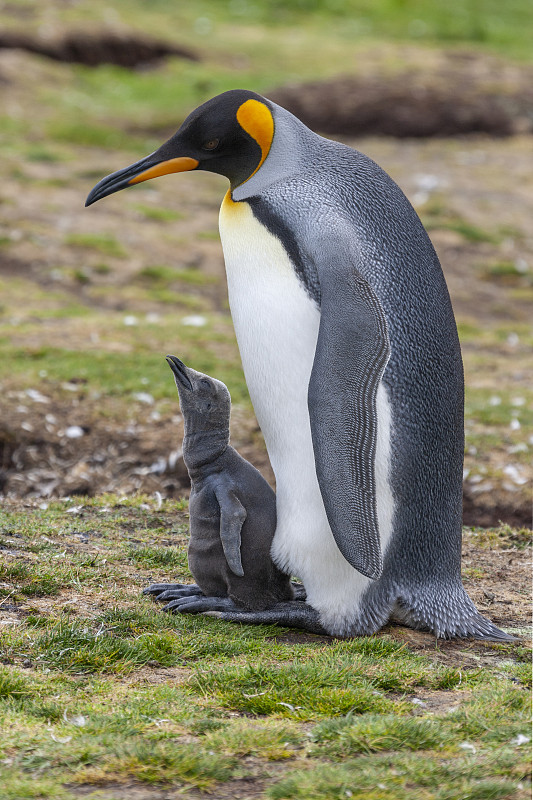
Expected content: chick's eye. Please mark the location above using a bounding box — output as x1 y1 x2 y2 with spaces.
202 138 220 151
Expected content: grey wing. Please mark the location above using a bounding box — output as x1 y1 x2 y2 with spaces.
307 235 390 580
214 485 246 577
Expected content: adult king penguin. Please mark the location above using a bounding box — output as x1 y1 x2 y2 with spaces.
86 89 511 640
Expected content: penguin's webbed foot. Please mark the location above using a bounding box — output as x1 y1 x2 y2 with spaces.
143 582 203 602
162 595 239 614
207 600 327 636
161 596 326 635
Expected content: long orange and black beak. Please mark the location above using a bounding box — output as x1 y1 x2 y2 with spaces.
85 154 199 207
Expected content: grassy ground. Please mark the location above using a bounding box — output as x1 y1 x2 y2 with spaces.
0 496 531 799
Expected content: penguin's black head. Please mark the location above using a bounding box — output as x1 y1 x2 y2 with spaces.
166 355 231 437
85 90 274 205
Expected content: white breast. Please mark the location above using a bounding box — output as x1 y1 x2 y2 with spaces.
218 195 394 634
219 195 320 467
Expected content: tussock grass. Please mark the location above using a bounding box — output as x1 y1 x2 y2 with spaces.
451 685 531 742
310 713 450 756
0 562 29 582
190 643 477 720
27 619 183 673
268 755 522 800
192 658 405 720
94 739 237 789
1 777 72 800
3 610 286 673
0 552 125 599
204 718 305 760
0 562 61 598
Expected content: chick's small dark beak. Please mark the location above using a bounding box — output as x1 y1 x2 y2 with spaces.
166 355 193 391
85 155 199 207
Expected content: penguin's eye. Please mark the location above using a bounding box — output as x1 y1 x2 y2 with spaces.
201 138 220 151
200 379 211 389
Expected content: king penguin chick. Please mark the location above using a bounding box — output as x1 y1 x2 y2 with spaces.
144 356 297 617
88 89 513 641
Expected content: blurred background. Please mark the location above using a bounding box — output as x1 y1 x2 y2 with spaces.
0 0 531 527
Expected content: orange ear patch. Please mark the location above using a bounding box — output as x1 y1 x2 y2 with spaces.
128 157 199 185
236 99 274 180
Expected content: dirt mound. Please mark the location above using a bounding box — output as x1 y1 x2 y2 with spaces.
0 29 198 68
462 490 531 529
269 52 533 137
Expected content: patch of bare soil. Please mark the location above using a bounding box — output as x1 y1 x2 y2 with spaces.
0 29 198 68
119 666 191 686
70 783 175 800
386 627 530 669
385 531 531 663
270 50 533 137
70 770 286 800
0 394 530 528
0 391 269 499
462 490 530 529
462 532 531 632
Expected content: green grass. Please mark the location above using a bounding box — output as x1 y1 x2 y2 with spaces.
47 119 150 152
126 544 188 570
421 209 500 244
0 561 61 598
101 739 237 788
267 756 523 800
64 233 127 258
2 0 530 175
29 620 187 673
0 499 529 799
136 264 215 286
481 261 533 285
465 387 533 428
10 0 533 60
133 204 185 222
310 713 450 755
0 326 250 405
0 668 32 700
190 642 475 720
